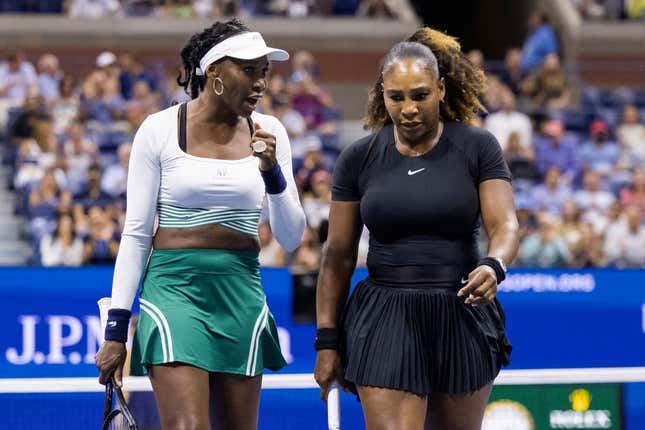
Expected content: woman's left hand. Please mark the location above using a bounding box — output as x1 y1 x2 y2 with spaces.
251 123 277 171
457 264 498 306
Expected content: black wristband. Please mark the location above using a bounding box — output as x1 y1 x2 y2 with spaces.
104 308 131 343
260 162 287 194
314 328 339 351
478 257 506 284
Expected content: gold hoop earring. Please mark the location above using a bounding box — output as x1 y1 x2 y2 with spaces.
213 77 224 96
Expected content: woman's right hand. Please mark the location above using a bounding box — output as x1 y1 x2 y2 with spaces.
95 340 127 387
314 349 345 402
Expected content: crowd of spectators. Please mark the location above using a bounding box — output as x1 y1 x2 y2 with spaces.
0 0 414 20
0 46 345 269
2 8 645 270
470 10 645 268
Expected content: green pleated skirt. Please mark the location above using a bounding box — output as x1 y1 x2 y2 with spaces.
130 249 286 377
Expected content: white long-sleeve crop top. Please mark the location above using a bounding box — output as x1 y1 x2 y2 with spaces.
110 104 306 311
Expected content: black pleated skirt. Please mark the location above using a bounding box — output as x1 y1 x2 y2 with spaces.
340 277 512 397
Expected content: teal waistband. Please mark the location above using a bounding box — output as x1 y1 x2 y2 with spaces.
148 248 260 274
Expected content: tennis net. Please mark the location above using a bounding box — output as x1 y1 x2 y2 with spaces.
1 368 644 429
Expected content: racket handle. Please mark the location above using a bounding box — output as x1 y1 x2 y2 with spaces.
327 383 340 430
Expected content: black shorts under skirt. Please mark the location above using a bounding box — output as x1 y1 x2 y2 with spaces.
340 278 512 397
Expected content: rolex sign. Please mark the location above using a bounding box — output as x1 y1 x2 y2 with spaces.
484 384 621 430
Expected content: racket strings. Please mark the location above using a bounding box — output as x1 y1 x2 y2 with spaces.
106 410 130 430
103 379 138 430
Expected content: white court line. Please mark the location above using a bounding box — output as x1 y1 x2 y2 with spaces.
1 368 645 393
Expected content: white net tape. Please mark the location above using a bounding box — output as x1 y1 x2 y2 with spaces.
1 367 645 393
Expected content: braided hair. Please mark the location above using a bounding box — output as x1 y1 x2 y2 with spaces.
177 18 249 99
365 27 487 130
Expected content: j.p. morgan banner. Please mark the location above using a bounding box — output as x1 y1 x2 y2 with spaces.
1 267 645 377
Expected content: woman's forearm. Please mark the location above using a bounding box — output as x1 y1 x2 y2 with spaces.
486 220 520 267
316 247 357 328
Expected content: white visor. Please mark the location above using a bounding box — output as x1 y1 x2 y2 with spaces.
196 32 289 76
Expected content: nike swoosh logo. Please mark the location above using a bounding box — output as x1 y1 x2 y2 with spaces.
460 276 469 284
407 168 425 176
107 321 117 328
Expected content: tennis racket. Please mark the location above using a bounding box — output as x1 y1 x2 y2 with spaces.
102 376 138 430
327 383 340 430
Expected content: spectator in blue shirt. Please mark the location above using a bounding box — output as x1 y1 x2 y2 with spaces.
101 142 130 198
532 166 572 217
82 205 119 265
118 53 158 100
0 51 38 103
521 10 559 73
79 70 126 124
535 119 580 182
579 120 620 178
519 213 570 267
74 164 112 209
37 54 62 106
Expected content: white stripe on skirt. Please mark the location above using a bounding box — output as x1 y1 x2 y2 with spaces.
246 303 269 376
139 303 168 363
250 308 269 377
140 298 174 362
